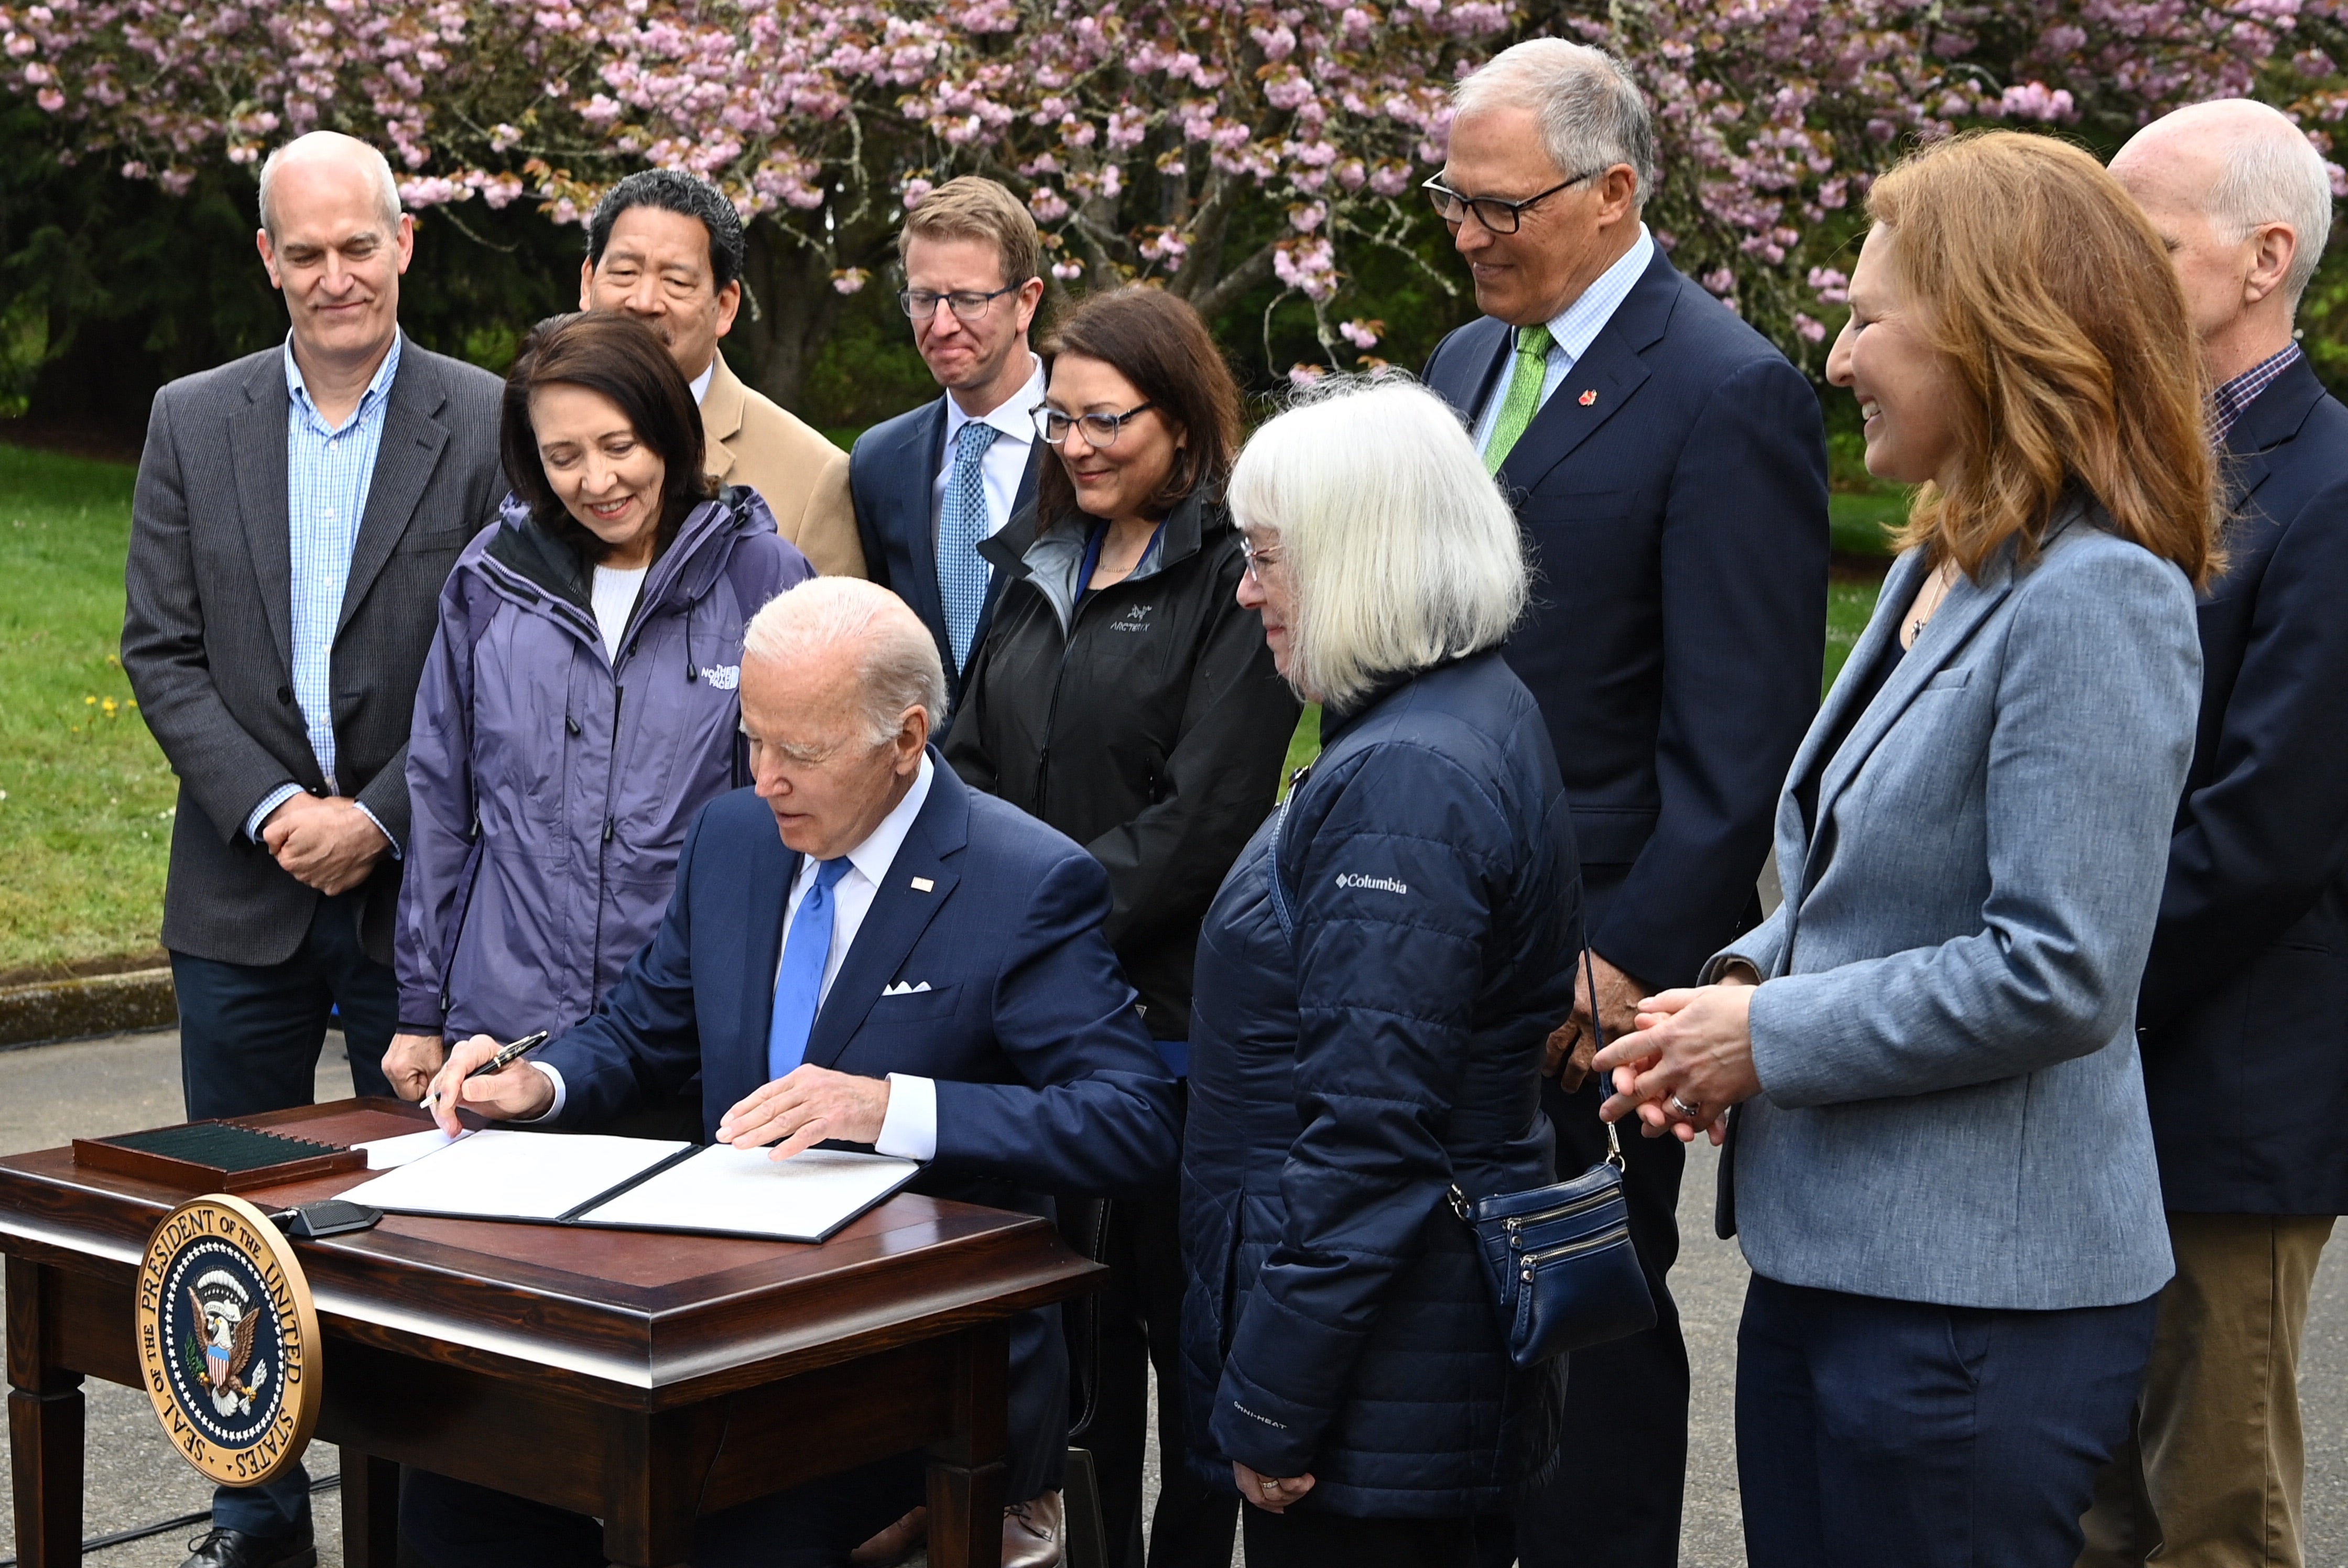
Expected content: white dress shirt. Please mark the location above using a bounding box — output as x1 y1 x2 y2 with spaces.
689 357 716 406
1474 224 1657 455
930 355 1046 548
530 755 943 1159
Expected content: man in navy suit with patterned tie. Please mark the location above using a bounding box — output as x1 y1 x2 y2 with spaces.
405 578 1180 1568
850 178 1050 711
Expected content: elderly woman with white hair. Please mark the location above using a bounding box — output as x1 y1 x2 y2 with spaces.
1177 377 1581 1568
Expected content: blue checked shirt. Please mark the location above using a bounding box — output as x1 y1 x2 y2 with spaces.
2212 342 2302 442
244 335 404 855
1475 225 1656 456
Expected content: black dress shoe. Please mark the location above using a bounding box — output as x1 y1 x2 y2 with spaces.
178 1526 320 1568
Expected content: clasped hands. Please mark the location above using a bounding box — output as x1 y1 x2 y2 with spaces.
1590 966 1764 1144
260 792 385 895
414 1032 892 1155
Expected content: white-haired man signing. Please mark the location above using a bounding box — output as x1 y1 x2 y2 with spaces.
2082 100 2348 1568
401 577 1178 1568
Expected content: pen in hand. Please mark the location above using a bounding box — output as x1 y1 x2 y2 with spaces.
420 1031 551 1115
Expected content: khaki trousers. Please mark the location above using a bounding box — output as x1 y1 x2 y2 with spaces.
2078 1212 2336 1568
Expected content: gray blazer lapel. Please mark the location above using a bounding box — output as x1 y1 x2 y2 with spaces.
230 356 295 676
1809 551 2017 845
337 342 452 637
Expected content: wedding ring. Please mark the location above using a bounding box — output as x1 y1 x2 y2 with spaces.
1667 1093 1702 1120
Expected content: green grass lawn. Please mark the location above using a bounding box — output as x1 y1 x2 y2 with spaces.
0 446 175 976
0 443 1888 972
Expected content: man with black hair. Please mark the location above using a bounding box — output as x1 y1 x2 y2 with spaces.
581 169 864 577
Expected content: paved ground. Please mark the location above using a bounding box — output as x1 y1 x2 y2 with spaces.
3 1028 2344 1566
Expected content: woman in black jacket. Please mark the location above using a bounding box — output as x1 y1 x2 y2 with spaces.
1181 376 1578 1568
945 286 1300 1568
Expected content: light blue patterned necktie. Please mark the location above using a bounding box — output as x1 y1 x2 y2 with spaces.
938 419 1001 674
766 856 852 1080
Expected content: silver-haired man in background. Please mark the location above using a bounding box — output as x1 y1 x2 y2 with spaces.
2083 101 2348 1568
122 129 506 1568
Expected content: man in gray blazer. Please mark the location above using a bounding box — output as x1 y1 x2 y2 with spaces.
120 130 504 1568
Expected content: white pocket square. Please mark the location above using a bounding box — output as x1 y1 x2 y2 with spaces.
882 981 934 996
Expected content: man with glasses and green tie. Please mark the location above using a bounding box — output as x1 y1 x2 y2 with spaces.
1419 38 1829 1568
850 178 1050 711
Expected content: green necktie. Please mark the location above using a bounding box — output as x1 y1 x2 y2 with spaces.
1483 323 1555 475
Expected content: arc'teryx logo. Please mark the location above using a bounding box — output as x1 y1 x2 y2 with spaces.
1334 873 1408 895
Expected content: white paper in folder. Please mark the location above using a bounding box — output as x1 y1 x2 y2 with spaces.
336 1129 918 1241
580 1145 919 1242
340 1129 690 1221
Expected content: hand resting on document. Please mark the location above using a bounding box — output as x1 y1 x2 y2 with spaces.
715 1066 891 1161
422 1032 556 1136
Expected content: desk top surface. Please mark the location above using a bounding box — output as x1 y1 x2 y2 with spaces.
0 1099 1096 1404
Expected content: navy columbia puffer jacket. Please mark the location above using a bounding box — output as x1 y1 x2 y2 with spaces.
1180 650 1581 1517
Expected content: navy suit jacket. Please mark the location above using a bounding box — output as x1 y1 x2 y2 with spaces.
536 757 1179 1197
1424 248 1829 989
532 756 1180 1497
850 396 1043 705
2138 354 2348 1215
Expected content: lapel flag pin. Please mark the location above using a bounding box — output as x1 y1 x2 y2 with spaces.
911 877 936 892
1578 388 1598 406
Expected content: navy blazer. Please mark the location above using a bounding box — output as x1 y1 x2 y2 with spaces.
535 758 1179 1193
532 757 1180 1499
850 396 1043 704
1424 248 1829 988
2138 354 2348 1216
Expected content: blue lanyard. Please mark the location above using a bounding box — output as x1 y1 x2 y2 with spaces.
1078 519 1164 602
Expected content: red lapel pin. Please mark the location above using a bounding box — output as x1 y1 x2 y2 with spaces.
1578 388 1598 406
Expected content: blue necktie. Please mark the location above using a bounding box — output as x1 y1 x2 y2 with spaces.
938 420 1001 674
767 856 852 1080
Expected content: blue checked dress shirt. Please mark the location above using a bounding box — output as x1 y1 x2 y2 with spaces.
938 419 1001 674
2212 342 2302 441
768 856 854 1080
244 335 403 853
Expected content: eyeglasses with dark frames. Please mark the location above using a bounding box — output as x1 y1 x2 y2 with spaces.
1031 401 1157 449
1422 169 1607 235
898 283 1022 322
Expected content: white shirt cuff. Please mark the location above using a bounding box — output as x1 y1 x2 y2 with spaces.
524 1061 567 1123
873 1073 937 1162
352 800 402 860
247 783 303 843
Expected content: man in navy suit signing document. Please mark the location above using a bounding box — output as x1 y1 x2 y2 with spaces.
404 576 1180 1568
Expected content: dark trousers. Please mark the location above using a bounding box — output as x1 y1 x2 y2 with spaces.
172 888 395 1537
401 1455 926 1568
1081 1180 1237 1568
1735 1273 2159 1567
172 888 398 1120
1495 1074 1688 1568
1241 1506 1475 1568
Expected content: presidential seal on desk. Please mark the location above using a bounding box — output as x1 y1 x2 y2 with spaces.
135 1193 322 1486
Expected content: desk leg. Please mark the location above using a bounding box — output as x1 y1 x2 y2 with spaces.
340 1451 400 1568
926 1321 1009 1568
6 1256 86 1568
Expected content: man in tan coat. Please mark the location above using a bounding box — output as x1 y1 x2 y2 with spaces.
579 169 864 578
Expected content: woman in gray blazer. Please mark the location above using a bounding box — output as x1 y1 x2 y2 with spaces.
1593 132 2222 1564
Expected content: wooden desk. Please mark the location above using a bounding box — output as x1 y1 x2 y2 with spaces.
3 1099 1099 1568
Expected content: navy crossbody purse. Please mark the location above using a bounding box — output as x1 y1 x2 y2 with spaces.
1267 771 1656 1369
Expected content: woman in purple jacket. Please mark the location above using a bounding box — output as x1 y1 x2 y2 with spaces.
382 313 812 1098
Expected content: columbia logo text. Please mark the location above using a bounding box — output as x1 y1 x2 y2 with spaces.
1232 1401 1289 1430
1334 873 1409 895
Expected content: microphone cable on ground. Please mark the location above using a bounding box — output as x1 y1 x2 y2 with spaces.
0 1472 340 1568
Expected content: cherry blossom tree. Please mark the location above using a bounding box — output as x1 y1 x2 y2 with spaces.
1 0 2338 400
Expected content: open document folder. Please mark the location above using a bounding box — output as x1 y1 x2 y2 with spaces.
339 1129 921 1243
